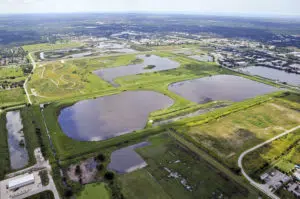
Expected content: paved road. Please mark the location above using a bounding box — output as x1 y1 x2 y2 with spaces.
238 125 300 199
24 53 37 104
13 172 60 199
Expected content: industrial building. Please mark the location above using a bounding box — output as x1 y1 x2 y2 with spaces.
8 174 35 190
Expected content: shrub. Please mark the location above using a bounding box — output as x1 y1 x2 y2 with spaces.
104 171 114 180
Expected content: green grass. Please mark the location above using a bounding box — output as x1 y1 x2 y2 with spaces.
0 66 24 79
183 99 300 170
0 88 26 108
22 41 82 52
77 183 110 199
0 111 10 180
243 130 300 179
119 169 171 199
121 133 257 199
25 191 54 199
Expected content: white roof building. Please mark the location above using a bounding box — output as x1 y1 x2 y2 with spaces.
8 174 35 190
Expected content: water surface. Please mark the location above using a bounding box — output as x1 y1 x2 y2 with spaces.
93 55 180 85
6 111 29 170
240 66 300 87
169 75 278 104
108 142 149 173
58 91 174 141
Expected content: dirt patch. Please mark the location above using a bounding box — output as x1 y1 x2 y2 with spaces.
67 158 100 184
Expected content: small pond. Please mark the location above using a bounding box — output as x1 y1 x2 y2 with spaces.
93 54 180 85
240 66 300 87
6 111 29 170
168 75 279 104
58 91 174 141
108 142 149 173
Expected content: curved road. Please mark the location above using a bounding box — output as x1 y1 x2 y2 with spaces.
238 125 300 199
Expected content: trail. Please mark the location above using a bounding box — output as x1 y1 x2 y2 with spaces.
23 53 36 104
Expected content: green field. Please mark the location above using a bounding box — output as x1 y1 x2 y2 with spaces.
243 130 300 179
0 111 10 180
119 169 171 199
0 66 24 79
182 99 300 170
27 54 145 102
22 41 82 52
77 183 111 199
119 133 258 199
0 88 26 108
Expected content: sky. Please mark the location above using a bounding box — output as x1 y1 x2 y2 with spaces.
0 0 299 16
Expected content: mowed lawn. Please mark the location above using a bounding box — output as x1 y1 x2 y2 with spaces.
0 88 26 108
77 183 110 199
120 133 253 199
187 101 300 168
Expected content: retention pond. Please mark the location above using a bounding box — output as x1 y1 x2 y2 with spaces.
108 142 149 174
168 75 279 104
6 111 29 170
93 54 180 85
58 91 174 141
240 66 300 87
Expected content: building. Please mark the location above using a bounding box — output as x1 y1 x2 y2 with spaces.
287 182 300 198
8 174 35 190
294 169 300 181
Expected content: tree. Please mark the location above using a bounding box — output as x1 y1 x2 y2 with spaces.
75 165 82 176
96 153 106 162
97 164 104 171
104 171 114 180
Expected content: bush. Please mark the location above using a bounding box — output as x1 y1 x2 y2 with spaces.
97 164 104 171
75 165 81 176
39 170 49 186
96 153 106 162
104 171 114 180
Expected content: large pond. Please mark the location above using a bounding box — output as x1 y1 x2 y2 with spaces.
240 66 300 87
93 55 180 85
168 75 279 104
6 111 29 170
108 142 149 174
58 91 174 141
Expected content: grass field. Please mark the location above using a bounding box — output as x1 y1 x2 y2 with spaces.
0 66 24 79
77 183 110 199
22 41 82 52
27 54 145 102
119 133 257 199
243 130 300 179
0 111 10 180
184 100 300 170
119 169 171 199
0 88 26 108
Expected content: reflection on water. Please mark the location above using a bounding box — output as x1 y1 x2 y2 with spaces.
93 54 180 84
6 111 29 170
108 142 149 174
58 91 174 141
169 75 279 104
240 66 300 87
